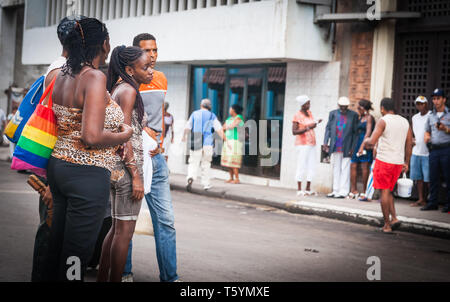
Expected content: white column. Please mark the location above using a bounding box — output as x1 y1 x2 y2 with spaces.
227 0 233 5
51 0 57 25
95 0 102 19
108 0 115 19
369 0 397 118
178 0 185 10
152 0 160 14
130 0 137 17
145 0 152 15
187 0 195 10
89 0 96 16
55 0 61 23
76 0 83 16
102 0 109 19
83 0 90 16
61 0 67 19
116 0 123 18
122 0 129 17
170 0 177 12
137 0 144 16
161 0 169 13
46 0 51 26
206 0 212 7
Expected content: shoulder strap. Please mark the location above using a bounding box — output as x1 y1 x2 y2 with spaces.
30 77 45 106
39 75 57 108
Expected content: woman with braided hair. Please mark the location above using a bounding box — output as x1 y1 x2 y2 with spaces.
44 18 133 281
97 45 153 282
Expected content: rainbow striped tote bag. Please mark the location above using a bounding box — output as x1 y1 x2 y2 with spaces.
11 77 57 177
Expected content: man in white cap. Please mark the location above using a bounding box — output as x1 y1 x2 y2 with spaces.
292 95 322 196
409 95 430 207
323 96 359 198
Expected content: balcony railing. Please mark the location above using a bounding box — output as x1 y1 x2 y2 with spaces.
45 0 264 26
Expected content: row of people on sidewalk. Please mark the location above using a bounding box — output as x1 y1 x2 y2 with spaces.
30 16 178 282
292 93 450 232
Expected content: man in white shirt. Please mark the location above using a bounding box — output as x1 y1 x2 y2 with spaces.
410 96 430 207
363 98 413 233
182 98 225 191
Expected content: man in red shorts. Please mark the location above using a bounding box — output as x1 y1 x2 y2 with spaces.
362 98 413 233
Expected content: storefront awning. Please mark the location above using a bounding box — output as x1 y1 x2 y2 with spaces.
203 67 286 88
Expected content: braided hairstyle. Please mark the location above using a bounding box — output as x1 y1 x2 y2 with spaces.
62 17 109 76
107 45 145 124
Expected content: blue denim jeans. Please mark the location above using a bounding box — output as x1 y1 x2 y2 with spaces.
428 146 450 207
124 153 178 281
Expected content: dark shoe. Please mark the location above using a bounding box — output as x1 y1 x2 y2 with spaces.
441 205 450 213
420 204 438 211
186 178 193 192
390 221 402 231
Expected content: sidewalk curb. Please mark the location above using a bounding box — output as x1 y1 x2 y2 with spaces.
170 183 450 240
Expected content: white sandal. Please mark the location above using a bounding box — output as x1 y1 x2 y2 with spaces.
305 191 317 196
296 191 306 197
346 192 358 199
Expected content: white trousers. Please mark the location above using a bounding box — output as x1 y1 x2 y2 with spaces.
331 152 351 196
187 145 214 187
295 145 317 182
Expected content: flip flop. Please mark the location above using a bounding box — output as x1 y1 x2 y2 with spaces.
410 202 425 207
377 228 395 235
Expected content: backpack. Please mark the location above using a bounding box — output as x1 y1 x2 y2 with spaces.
4 76 45 143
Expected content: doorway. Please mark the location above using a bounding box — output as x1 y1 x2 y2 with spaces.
190 65 286 179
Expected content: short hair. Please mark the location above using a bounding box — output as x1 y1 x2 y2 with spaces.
200 98 212 110
231 104 243 115
133 33 156 47
380 97 395 112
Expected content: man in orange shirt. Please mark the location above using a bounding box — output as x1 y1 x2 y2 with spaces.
122 33 178 282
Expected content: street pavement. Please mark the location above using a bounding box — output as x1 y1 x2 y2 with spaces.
169 174 450 239
0 160 449 282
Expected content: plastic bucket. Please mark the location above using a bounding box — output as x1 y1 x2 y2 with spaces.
397 173 413 198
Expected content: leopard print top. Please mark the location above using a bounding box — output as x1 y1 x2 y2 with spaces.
51 97 124 172
110 110 147 182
